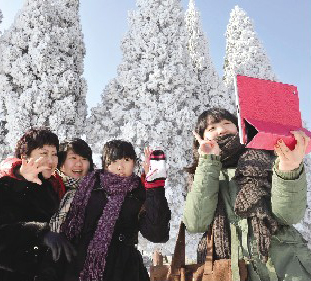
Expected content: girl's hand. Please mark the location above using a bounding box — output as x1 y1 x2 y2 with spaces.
274 131 310 171
20 157 50 185
142 147 152 173
193 131 220 156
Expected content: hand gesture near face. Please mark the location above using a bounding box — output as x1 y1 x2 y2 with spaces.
193 131 220 156
20 157 50 185
274 131 310 171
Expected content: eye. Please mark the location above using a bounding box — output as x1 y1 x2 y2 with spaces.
52 153 57 157
40 152 47 155
125 158 131 161
82 158 88 161
208 126 215 132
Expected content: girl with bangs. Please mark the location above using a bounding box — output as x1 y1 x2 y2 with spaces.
183 108 311 281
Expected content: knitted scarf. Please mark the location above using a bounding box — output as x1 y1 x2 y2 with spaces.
211 133 245 260
60 169 140 281
211 133 278 263
57 169 81 190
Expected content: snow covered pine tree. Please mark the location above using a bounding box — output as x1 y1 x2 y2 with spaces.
86 0 204 258
185 0 227 113
223 6 277 113
0 0 87 157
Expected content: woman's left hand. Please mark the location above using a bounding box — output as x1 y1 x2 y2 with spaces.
274 130 310 171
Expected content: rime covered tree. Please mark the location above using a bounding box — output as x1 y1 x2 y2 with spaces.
0 7 9 159
86 0 202 257
223 6 277 112
86 78 125 154
185 0 228 111
0 0 86 156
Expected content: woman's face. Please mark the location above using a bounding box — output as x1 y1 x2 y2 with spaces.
106 158 134 177
203 119 238 141
29 144 58 179
60 149 90 179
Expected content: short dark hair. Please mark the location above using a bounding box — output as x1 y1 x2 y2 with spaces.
194 108 238 149
58 138 94 171
14 128 59 159
102 140 137 168
185 108 238 174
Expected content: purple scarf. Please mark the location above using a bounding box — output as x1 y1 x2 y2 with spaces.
60 169 140 281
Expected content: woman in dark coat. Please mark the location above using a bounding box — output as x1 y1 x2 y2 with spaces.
0 128 75 281
38 140 171 281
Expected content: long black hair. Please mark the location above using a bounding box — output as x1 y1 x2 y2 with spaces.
185 108 238 175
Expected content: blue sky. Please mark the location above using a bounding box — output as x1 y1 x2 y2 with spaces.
1 0 310 126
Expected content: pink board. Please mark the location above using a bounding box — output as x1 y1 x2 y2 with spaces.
235 75 311 153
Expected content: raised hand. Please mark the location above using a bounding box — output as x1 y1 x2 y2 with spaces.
142 147 152 173
20 157 50 185
193 131 220 156
274 131 310 171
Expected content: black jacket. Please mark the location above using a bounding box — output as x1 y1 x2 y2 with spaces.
37 180 171 281
0 176 59 281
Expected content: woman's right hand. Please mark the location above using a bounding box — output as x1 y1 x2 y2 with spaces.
43 231 76 262
20 157 50 185
193 131 220 156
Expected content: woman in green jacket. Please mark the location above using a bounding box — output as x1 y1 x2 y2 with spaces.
183 108 311 281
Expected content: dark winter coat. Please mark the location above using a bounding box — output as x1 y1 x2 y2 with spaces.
37 177 171 281
0 157 66 200
0 175 60 281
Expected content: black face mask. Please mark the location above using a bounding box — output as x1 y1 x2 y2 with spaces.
217 133 246 168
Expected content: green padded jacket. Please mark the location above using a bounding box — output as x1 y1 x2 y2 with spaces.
183 154 311 281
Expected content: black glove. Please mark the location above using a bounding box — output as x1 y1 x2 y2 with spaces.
42 231 76 262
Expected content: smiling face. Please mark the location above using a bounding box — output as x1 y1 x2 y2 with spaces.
203 119 238 141
29 144 58 179
60 149 90 179
106 158 134 177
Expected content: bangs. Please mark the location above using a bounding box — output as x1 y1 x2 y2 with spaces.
15 128 59 159
109 142 136 162
58 138 94 171
206 114 224 125
72 142 92 160
102 140 137 168
205 108 238 127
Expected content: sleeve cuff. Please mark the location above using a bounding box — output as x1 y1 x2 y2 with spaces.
273 158 304 180
199 154 220 161
21 222 50 242
145 179 165 189
198 154 222 170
